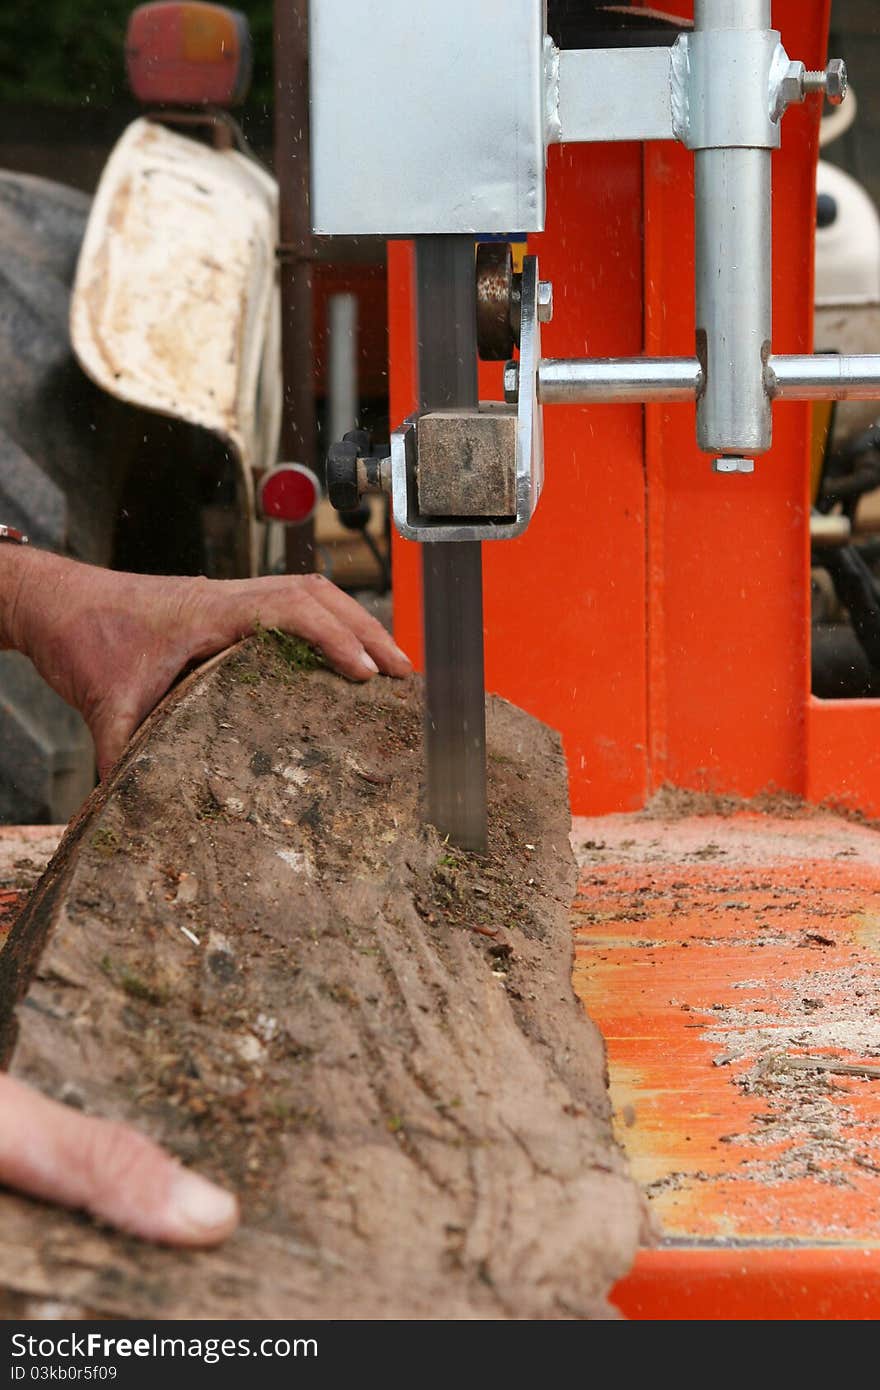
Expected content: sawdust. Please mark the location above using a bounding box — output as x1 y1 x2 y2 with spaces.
573 809 880 1235
643 784 814 821
690 958 880 1189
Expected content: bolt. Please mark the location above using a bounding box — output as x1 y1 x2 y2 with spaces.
712 457 755 476
803 59 848 105
825 58 848 105
503 361 520 404
776 60 806 119
775 57 848 121
537 280 554 324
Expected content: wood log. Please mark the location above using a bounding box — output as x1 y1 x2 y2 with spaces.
0 635 644 1319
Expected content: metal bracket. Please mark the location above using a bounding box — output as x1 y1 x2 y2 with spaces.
390 257 544 543
548 30 841 153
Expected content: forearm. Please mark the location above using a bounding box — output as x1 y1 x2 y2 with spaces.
0 543 59 655
0 548 411 778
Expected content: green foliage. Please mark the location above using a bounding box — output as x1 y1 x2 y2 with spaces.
0 0 275 109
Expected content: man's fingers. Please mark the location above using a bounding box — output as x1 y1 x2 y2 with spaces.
303 575 412 677
0 1074 238 1247
253 590 385 682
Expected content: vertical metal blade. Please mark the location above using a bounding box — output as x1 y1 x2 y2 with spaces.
416 237 487 854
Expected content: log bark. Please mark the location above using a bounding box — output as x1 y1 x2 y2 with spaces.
0 636 644 1319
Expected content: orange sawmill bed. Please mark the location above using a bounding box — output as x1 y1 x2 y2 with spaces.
572 807 880 1320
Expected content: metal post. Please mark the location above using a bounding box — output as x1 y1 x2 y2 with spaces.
694 0 769 26
693 0 773 462
327 293 359 444
416 237 487 855
274 0 316 574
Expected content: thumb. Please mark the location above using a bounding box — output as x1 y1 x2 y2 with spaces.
0 1075 238 1247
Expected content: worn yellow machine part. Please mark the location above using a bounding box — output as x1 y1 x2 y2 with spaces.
70 117 281 573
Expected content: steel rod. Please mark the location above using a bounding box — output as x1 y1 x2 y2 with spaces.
535 354 880 407
416 237 487 855
770 355 880 400
538 358 702 404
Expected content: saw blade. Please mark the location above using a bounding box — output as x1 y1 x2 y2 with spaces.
416 237 488 854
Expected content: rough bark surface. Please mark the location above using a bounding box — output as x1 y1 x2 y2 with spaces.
0 637 643 1319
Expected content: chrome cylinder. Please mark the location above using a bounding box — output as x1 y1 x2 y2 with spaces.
538 358 701 404
694 146 772 457
770 355 880 400
327 293 359 445
693 0 773 459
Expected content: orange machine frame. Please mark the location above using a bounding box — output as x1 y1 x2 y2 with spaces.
386 0 878 821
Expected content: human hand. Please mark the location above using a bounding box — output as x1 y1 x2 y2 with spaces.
0 1073 238 1245
3 550 411 777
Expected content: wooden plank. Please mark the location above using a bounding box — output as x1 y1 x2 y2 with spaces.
0 639 643 1319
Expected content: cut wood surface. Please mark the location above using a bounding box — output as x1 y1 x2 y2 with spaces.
0 636 644 1319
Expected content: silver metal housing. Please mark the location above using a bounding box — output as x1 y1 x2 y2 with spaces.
309 0 547 235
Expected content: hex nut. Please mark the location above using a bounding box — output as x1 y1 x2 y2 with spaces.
503 362 520 404
774 61 805 120
825 58 848 105
326 439 361 511
712 456 755 476
537 280 554 324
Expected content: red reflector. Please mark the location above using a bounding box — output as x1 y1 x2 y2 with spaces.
259 465 321 525
126 3 252 107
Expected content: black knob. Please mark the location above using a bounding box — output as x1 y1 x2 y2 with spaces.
339 503 372 533
817 192 838 229
342 428 371 455
326 438 360 511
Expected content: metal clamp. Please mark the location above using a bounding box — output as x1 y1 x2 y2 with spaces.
390 256 545 543
674 29 785 151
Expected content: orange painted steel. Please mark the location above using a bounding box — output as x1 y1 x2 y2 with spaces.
572 811 880 1320
386 0 861 819
643 0 826 806
388 142 650 814
807 699 880 819
616 1249 880 1321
